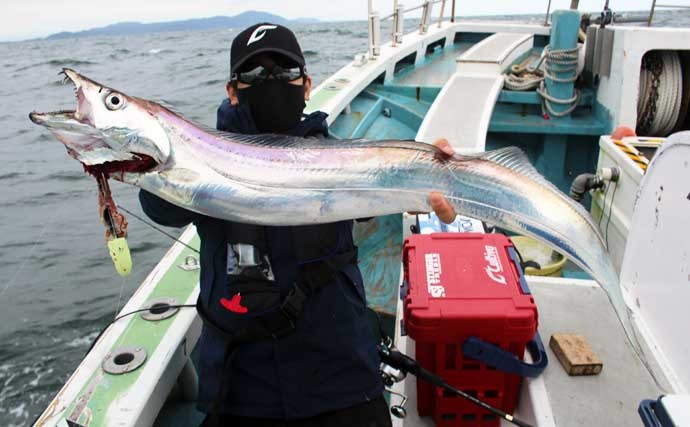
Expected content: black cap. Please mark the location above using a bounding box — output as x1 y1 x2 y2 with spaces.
230 23 305 75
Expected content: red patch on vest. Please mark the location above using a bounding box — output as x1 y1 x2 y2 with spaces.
220 293 249 314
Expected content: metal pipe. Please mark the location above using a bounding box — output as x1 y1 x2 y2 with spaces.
451 0 456 22
402 0 443 14
394 2 405 45
438 0 446 27
391 0 399 45
648 0 657 26
403 3 426 13
368 0 374 53
544 0 552 25
369 11 381 58
593 14 649 24
419 1 431 34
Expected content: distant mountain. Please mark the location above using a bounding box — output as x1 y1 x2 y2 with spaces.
45 11 317 40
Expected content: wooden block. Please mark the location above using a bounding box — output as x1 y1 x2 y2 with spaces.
549 333 603 375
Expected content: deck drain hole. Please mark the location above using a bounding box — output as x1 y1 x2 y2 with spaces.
102 346 147 375
114 352 135 365
149 302 171 315
141 297 179 321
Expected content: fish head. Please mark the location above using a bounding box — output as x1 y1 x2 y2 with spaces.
29 68 170 177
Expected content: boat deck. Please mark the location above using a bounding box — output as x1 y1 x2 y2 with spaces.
392 276 667 427
150 270 667 427
393 41 473 87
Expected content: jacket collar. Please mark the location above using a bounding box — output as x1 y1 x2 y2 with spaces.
216 99 329 138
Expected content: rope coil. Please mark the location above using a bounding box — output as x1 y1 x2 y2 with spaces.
637 51 684 136
536 45 581 118
503 44 582 118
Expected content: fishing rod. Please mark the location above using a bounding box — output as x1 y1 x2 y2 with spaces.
378 340 535 427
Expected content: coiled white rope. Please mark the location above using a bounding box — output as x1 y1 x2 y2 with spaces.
504 64 544 91
637 51 683 136
504 71 544 91
503 44 582 118
536 45 581 118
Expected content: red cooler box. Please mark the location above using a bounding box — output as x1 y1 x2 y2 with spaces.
402 233 547 427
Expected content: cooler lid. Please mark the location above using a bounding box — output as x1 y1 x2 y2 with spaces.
619 131 690 392
404 233 532 303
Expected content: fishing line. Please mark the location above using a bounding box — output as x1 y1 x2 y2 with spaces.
116 204 200 254
113 276 128 320
597 182 611 229
0 221 51 299
0 191 78 298
604 181 618 250
85 304 197 356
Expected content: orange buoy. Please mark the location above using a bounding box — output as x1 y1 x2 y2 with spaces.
611 126 637 140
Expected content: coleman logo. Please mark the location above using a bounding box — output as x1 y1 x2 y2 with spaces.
247 25 277 46
424 253 446 298
483 245 507 285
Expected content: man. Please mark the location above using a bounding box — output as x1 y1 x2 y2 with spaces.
140 23 456 427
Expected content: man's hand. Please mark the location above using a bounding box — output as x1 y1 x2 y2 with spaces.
429 139 457 224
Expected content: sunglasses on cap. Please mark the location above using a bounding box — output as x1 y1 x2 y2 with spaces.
232 64 305 85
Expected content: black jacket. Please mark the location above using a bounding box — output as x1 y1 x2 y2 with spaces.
138 99 382 418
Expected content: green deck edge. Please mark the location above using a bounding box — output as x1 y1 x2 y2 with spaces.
60 233 201 427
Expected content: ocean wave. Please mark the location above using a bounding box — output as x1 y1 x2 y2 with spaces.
44 170 84 182
201 78 225 87
303 49 319 57
143 48 174 55
0 355 57 427
66 331 99 348
15 58 96 72
108 48 132 59
129 240 163 255
0 240 45 250
46 59 97 66
0 172 26 181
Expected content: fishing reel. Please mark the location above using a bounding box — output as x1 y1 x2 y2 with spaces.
376 335 535 427
378 336 409 419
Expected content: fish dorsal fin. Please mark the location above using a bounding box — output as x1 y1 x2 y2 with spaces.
475 147 599 232
476 147 557 189
194 124 317 148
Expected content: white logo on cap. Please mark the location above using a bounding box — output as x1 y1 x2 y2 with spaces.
247 25 278 46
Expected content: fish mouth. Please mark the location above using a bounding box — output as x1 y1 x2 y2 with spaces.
29 68 159 176
83 153 158 176
29 69 90 125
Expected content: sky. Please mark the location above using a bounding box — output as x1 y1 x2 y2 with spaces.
2 0 656 41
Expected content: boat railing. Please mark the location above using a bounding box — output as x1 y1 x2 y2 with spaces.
648 0 690 25
366 0 452 58
365 0 688 58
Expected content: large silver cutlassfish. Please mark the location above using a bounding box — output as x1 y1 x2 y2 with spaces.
30 69 637 356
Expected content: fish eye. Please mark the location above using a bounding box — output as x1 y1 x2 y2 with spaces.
105 92 125 111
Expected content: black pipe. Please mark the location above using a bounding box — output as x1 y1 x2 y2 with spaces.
569 173 604 202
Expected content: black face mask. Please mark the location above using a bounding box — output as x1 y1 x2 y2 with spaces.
236 79 306 133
